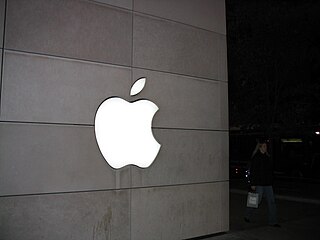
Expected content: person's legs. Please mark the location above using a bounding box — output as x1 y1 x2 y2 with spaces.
244 186 263 221
264 185 278 225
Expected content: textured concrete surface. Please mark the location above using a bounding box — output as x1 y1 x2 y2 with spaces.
92 0 132 10
6 0 132 65
0 190 130 240
1 51 131 124
0 122 131 196
0 0 4 47
218 35 228 81
131 182 229 240
134 0 226 34
133 13 222 80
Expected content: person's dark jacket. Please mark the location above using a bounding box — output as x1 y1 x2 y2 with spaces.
250 151 273 186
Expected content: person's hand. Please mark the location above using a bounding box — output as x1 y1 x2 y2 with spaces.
251 186 256 191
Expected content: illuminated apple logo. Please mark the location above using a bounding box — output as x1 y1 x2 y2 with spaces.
94 77 161 169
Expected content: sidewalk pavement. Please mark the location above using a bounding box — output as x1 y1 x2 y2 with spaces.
203 182 320 240
209 215 320 240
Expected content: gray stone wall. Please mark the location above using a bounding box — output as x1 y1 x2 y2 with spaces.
0 0 229 239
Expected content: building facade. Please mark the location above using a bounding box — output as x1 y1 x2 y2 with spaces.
0 0 228 239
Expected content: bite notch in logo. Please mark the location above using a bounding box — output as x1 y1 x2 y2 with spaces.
94 77 161 169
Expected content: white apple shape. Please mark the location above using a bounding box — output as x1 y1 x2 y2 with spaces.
94 77 161 169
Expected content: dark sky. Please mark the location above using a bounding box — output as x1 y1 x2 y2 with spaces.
226 0 320 132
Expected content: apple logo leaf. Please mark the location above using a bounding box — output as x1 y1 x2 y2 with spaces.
130 77 146 96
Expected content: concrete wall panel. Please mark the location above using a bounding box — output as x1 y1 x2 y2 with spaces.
219 35 228 81
0 122 131 196
92 0 132 10
134 0 226 34
221 129 230 180
0 0 4 47
132 129 228 187
221 181 230 232
5 0 132 65
220 81 229 130
132 68 223 130
0 189 130 240
0 48 2 114
133 13 221 80
1 51 131 124
131 182 226 240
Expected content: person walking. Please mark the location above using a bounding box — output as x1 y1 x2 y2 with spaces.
245 139 280 227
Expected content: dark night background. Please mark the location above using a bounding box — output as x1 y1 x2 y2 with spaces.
226 0 320 179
